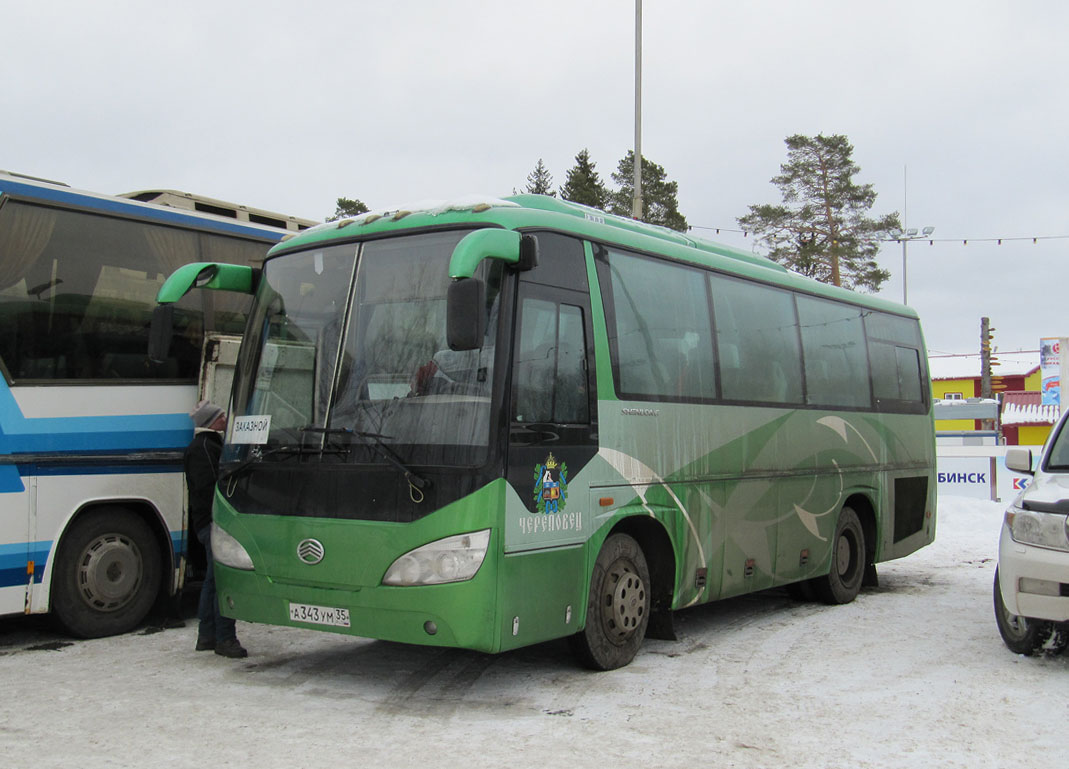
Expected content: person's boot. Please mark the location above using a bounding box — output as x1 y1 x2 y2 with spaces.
214 638 248 658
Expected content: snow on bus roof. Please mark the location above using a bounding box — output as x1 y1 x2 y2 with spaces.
301 195 520 236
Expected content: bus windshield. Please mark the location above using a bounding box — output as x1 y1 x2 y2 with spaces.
227 229 502 469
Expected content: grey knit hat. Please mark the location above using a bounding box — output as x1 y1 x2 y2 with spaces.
190 400 225 428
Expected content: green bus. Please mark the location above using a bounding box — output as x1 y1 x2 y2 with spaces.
156 194 936 669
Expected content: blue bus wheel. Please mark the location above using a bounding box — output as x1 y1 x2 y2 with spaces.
51 508 162 639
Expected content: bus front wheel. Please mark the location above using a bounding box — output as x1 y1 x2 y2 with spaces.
570 533 651 670
51 508 162 638
813 506 865 605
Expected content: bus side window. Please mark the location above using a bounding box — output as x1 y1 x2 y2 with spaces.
514 299 588 425
0 200 269 382
709 274 803 405
603 248 716 401
866 311 927 412
555 306 588 423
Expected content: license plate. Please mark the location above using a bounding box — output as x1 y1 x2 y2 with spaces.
288 602 350 628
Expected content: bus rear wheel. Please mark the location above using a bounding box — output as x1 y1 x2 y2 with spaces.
570 533 651 670
51 508 162 638
813 506 865 605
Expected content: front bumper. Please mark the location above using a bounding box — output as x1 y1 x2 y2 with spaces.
216 562 501 652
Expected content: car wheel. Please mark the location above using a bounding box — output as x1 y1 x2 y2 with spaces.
993 568 1064 656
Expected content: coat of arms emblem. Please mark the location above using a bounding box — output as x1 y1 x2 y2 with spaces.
533 453 568 514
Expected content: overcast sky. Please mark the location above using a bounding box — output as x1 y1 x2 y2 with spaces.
4 1 1066 358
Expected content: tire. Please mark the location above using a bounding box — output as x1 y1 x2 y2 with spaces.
1055 627 1069 656
993 568 1067 656
813 506 865 605
51 508 162 638
569 533 651 670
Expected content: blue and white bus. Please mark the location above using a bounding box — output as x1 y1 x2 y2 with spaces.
0 171 311 636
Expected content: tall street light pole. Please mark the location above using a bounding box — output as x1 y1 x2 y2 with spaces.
888 166 934 306
887 226 935 305
632 0 643 219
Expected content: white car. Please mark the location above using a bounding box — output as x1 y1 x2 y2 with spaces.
994 416 1069 656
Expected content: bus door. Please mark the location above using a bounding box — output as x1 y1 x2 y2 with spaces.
504 234 598 553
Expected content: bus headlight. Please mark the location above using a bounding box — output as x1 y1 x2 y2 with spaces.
1005 508 1069 552
211 522 255 570
382 529 490 586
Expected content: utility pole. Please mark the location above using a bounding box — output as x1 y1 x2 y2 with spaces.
632 0 643 219
980 316 999 434
980 316 993 399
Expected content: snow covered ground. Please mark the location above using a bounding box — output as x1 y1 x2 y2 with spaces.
1 496 1065 769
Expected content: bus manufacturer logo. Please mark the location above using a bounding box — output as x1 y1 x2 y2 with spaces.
296 538 325 565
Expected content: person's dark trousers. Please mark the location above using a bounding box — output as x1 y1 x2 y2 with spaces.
195 525 237 646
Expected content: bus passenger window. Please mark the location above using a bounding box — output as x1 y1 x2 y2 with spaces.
710 275 803 405
604 249 715 400
796 296 871 408
866 311 926 411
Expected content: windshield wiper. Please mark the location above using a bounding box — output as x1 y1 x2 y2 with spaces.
218 444 306 485
219 425 352 486
346 427 432 503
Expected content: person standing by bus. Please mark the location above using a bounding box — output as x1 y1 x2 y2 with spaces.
185 400 247 658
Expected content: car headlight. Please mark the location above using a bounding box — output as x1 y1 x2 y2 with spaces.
1005 507 1069 552
382 529 490 586
211 522 255 570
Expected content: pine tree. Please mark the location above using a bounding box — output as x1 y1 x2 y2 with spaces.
608 151 688 232
737 134 899 291
559 149 609 210
327 197 370 222
524 159 556 196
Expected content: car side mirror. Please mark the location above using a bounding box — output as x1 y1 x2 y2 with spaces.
1005 447 1034 475
446 277 486 351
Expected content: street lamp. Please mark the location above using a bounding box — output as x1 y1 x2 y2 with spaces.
886 225 935 305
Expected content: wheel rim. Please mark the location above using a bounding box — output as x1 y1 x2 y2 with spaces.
599 557 647 644
836 527 860 583
76 533 144 612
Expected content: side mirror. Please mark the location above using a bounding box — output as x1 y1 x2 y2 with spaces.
148 304 175 363
517 234 539 271
156 262 257 303
1005 447 1034 475
449 229 522 279
193 264 219 288
447 278 486 351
